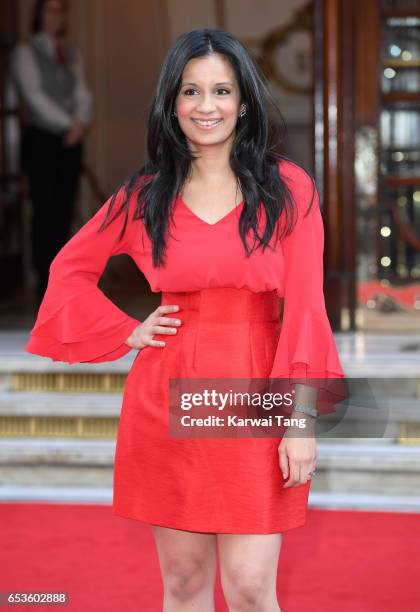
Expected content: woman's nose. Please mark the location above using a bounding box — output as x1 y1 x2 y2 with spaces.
195 94 217 113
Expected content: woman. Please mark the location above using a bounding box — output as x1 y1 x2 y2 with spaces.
12 0 92 304
26 29 345 611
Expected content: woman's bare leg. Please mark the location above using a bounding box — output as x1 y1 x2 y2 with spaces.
217 533 283 612
151 524 218 611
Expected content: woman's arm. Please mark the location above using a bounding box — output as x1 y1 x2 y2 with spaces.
269 161 346 416
25 186 142 364
270 162 346 487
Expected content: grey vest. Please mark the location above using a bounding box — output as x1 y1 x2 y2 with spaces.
23 36 77 134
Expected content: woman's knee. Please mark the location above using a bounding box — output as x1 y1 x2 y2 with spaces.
163 555 213 601
221 565 275 608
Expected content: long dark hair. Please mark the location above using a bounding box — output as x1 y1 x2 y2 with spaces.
99 28 316 268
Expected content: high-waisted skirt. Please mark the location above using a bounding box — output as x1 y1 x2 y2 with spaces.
113 287 311 534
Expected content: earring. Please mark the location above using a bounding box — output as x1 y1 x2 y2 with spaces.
239 105 247 118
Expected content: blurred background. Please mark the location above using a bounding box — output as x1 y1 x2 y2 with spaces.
0 1 419 610
1 0 420 328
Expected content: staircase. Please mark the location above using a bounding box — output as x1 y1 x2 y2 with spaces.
0 330 419 512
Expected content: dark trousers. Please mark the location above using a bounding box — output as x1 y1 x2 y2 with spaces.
21 125 83 303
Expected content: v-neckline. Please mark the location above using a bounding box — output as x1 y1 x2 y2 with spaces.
177 195 244 227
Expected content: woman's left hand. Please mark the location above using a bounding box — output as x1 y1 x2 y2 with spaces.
278 417 317 488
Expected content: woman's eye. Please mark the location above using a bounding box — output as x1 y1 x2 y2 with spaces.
182 88 231 96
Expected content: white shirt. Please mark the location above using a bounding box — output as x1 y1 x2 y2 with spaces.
11 31 92 130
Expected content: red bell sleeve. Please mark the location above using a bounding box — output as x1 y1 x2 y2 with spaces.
25 186 142 364
269 164 346 415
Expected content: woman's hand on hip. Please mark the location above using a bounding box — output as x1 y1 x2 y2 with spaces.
278 417 317 488
125 304 181 350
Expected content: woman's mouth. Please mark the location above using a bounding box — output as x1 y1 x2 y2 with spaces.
191 118 223 130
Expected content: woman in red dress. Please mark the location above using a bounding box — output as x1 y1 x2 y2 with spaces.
26 28 345 611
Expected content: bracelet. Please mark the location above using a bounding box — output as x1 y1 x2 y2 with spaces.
292 402 318 418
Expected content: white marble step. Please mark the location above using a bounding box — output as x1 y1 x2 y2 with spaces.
0 486 419 513
317 440 420 466
0 438 115 464
0 485 113 503
2 330 420 376
310 442 420 496
0 391 122 417
0 439 116 487
1 439 419 465
308 491 420 512
0 439 419 496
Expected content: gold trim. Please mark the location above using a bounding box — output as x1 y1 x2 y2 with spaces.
0 416 119 438
11 373 127 393
241 3 313 95
398 422 420 445
384 59 420 68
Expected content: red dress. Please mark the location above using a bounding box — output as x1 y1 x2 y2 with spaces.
25 159 345 534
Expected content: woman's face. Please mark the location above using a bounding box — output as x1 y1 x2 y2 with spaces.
41 0 66 36
175 53 242 150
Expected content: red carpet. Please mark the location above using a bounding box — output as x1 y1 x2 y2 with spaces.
0 503 419 611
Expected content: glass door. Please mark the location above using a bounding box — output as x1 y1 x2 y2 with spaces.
357 0 420 329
